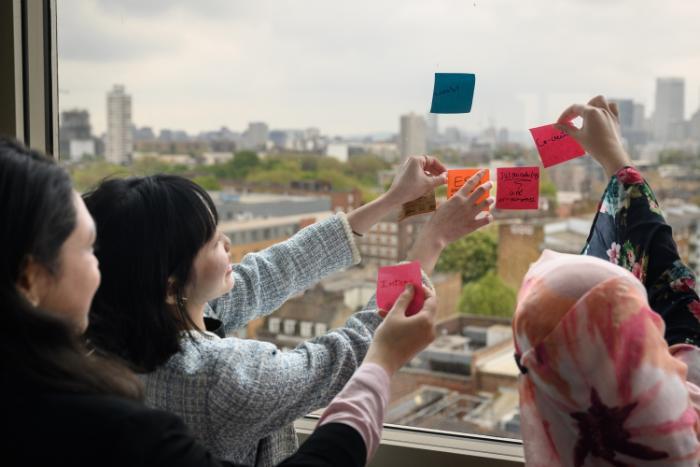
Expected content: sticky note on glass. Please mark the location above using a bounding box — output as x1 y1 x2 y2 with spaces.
447 169 490 207
399 190 436 221
430 73 476 114
529 124 585 168
496 167 540 210
376 261 425 317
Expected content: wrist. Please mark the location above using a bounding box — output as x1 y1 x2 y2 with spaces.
364 350 399 377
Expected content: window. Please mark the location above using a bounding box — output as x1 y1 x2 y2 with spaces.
268 317 281 334
300 321 313 338
314 323 327 337
283 319 297 336
54 0 700 461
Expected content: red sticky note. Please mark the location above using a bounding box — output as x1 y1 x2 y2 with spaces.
447 169 490 206
376 261 425 317
496 167 540 210
529 124 585 168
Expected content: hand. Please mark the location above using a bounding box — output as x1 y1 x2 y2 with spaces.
423 169 493 247
556 95 633 178
406 169 493 275
365 285 437 376
385 155 447 206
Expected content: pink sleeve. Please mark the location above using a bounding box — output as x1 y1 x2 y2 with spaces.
317 363 390 463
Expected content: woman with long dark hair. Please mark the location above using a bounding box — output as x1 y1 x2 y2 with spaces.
0 137 442 467
83 155 493 465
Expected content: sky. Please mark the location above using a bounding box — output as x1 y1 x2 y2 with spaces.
57 0 700 139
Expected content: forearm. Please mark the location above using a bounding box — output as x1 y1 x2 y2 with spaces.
346 192 400 235
406 227 445 276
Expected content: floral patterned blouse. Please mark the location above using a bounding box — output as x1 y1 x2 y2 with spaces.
582 166 700 346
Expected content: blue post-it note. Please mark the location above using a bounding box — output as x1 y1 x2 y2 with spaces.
430 73 476 114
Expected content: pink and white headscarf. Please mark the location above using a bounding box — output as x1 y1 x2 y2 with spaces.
514 250 700 466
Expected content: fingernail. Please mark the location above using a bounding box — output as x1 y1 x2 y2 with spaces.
405 284 414 292
483 181 493 190
487 197 495 205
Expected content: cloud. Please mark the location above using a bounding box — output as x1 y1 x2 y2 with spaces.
57 0 700 136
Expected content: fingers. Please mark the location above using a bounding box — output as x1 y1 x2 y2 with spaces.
389 284 415 315
422 155 447 176
557 103 587 124
475 196 495 211
457 170 489 197
469 213 493 231
609 102 620 119
587 95 612 114
464 181 493 204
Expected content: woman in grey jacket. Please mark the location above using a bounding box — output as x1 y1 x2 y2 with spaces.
84 156 493 466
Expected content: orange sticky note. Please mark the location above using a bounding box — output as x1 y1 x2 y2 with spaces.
447 169 490 206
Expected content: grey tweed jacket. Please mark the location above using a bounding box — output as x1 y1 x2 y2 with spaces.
141 213 383 466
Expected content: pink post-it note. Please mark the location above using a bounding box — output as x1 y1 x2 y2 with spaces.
529 124 585 168
376 261 425 317
496 166 540 210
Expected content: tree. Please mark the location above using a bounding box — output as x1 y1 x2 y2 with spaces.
192 175 221 191
458 272 516 318
435 229 497 284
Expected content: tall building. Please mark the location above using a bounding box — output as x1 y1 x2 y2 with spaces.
106 84 133 164
653 77 685 143
610 98 648 150
242 122 269 150
399 113 427 160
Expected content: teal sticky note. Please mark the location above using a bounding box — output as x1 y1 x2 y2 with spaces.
430 73 476 114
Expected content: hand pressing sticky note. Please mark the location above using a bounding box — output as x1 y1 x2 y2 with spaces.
430 73 476 114
447 169 490 208
496 167 540 210
529 124 585 168
376 261 425 317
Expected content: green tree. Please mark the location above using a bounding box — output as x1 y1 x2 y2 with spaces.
458 271 516 317
435 230 497 284
192 175 222 191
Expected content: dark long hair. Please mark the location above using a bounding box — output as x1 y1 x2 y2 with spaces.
84 175 219 372
0 137 141 399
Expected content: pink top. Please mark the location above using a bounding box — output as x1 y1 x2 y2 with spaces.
317 363 390 463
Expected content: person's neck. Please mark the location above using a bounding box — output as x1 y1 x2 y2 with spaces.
185 302 207 332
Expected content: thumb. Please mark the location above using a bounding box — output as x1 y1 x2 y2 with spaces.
429 172 447 188
390 284 415 315
555 122 579 139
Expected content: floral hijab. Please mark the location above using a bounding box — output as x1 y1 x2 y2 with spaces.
514 250 700 466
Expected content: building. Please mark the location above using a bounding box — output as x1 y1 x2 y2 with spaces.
653 77 685 143
219 210 334 263
242 122 269 150
105 84 133 164
496 216 593 291
212 192 332 222
59 109 92 159
386 314 520 438
399 113 427 161
355 210 431 267
610 98 648 151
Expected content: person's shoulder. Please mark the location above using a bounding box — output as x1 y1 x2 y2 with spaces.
148 333 280 377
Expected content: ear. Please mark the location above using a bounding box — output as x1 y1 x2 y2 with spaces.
16 257 49 307
165 277 178 305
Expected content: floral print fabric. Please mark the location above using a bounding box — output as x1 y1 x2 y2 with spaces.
583 166 700 346
514 253 700 466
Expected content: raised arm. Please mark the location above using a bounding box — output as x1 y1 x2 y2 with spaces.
560 95 700 346
208 155 448 332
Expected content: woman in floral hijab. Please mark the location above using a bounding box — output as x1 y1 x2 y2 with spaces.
514 95 700 466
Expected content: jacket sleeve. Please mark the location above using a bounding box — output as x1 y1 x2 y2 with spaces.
207 213 361 334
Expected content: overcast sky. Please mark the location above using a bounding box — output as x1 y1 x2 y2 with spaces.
57 0 700 139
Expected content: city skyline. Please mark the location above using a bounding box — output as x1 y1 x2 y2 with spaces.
58 1 700 137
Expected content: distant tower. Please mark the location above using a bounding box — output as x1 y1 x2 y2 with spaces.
399 113 427 161
106 84 133 163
